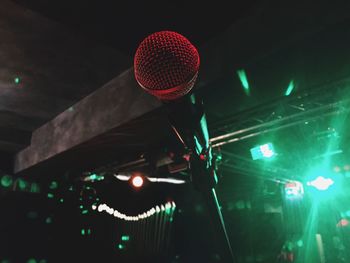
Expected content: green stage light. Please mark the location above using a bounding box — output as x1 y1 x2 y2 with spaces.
305 165 344 200
284 181 304 199
45 217 52 224
296 240 303 247
14 77 21 84
236 69 250 96
1 175 13 188
250 143 275 160
87 173 104 182
18 179 28 190
49 181 58 190
81 210 89 215
307 176 334 191
284 80 295 96
30 183 40 193
121 235 130 241
117 244 125 250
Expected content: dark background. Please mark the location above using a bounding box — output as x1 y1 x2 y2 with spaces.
1 0 350 262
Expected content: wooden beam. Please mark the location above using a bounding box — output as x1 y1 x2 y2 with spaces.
14 69 161 173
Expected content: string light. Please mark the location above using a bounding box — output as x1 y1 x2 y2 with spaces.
94 201 176 221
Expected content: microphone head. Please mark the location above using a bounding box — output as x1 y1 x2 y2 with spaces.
134 31 200 101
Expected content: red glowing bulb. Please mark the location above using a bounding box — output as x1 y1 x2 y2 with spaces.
131 175 144 188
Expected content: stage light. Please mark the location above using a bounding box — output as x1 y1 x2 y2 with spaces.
147 177 186 184
304 165 344 200
307 176 334 191
336 219 349 227
121 235 130 241
83 173 104 182
18 178 28 190
14 76 21 84
284 181 304 199
284 80 295 96
296 240 303 247
30 183 40 193
131 175 144 188
1 175 13 188
45 217 52 224
114 174 131 181
47 193 54 199
236 69 250 96
333 166 341 173
117 244 125 250
49 181 58 190
250 143 275 160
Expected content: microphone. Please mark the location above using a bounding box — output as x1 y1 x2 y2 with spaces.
134 30 215 190
134 31 236 262
134 31 200 101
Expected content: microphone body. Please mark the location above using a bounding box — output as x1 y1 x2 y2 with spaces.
134 31 236 262
165 94 218 192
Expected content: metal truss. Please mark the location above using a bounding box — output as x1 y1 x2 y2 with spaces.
209 77 350 148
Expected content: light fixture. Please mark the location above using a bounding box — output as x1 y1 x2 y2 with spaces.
131 175 144 188
307 176 334 191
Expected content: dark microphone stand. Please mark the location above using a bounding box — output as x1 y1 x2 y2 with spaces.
166 94 236 263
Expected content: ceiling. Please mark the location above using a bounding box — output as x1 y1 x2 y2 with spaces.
0 0 260 172
12 0 259 56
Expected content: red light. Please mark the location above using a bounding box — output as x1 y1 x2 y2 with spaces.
131 175 144 188
199 154 206 161
337 219 349 227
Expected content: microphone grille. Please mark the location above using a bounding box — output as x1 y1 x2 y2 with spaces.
134 31 200 100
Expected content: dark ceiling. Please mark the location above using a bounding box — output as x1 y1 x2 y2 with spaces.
0 0 260 171
13 0 259 56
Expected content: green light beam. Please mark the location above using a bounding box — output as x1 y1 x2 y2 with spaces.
236 69 250 96
285 80 295 96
